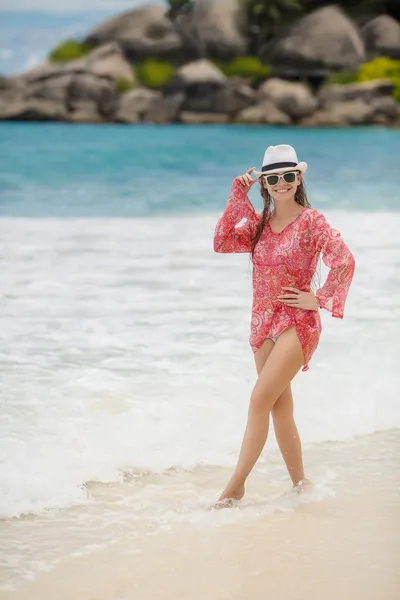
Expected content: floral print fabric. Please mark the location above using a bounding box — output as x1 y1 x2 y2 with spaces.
213 178 355 371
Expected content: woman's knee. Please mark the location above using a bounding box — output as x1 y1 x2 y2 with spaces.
271 387 294 421
249 385 276 414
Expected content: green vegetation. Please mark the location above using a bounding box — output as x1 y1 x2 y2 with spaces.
134 59 174 90
326 57 400 102
49 39 92 63
244 0 303 52
358 57 400 102
244 0 303 22
214 56 270 82
325 71 358 86
167 0 193 10
115 77 134 94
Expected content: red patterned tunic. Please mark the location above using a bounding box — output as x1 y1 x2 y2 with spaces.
214 178 356 371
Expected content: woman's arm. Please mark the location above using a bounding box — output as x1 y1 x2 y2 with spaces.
213 178 260 254
312 212 356 318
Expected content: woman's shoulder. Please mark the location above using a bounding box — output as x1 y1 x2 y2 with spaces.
304 207 323 218
302 207 327 226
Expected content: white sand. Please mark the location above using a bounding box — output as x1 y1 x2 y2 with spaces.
2 430 399 600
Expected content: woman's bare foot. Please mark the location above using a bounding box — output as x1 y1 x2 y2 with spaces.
292 478 313 494
211 484 245 510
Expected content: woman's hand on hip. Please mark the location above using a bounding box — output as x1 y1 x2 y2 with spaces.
236 167 258 193
278 287 319 311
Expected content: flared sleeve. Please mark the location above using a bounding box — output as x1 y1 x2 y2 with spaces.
312 212 355 318
213 178 260 253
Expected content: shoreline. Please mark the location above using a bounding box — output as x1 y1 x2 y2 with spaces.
2 119 400 128
2 430 399 600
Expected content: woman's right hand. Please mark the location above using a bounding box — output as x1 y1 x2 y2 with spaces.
236 167 258 193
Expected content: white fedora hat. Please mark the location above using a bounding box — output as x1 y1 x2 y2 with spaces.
254 144 308 177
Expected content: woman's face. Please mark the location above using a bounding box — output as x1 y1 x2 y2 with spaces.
261 170 302 202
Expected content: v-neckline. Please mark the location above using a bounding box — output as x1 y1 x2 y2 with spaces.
267 208 308 235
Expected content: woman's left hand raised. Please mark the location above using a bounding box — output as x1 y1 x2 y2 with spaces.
278 287 319 311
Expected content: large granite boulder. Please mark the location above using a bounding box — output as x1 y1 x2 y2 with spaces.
145 92 185 123
115 88 161 122
268 6 365 75
362 15 400 60
210 79 256 115
168 59 227 113
28 74 73 104
258 78 317 120
318 79 393 107
71 43 135 84
174 0 247 60
179 111 229 124
1 71 118 121
67 107 104 123
369 96 400 124
173 59 226 87
19 43 133 86
0 98 67 121
83 4 182 61
300 100 373 127
0 45 128 121
235 102 291 125
66 73 117 117
180 76 256 115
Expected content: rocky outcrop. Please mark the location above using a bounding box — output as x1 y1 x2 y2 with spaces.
268 6 365 75
73 43 135 84
180 111 229 124
0 45 128 122
318 79 393 107
235 102 291 125
300 100 372 126
66 74 117 117
369 96 400 123
0 3 399 127
115 88 161 123
209 79 256 115
0 98 67 121
258 78 317 120
145 92 185 123
174 0 247 60
362 15 400 60
166 62 255 115
168 59 225 113
67 107 104 123
303 78 400 126
300 94 400 127
83 4 183 62
19 43 133 86
173 59 226 87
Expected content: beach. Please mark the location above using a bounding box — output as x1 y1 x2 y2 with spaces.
1 431 399 599
1 123 399 597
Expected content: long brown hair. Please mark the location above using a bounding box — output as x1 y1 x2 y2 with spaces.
250 178 311 261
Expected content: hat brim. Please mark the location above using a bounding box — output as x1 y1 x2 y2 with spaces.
254 161 308 178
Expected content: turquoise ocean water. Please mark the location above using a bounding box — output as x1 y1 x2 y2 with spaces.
1 123 399 591
1 123 399 216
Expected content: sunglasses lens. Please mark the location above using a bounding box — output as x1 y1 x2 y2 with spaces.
283 172 296 183
266 175 279 185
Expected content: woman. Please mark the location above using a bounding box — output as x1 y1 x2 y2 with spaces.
212 144 355 508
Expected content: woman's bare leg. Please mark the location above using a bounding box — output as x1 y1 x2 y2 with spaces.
218 325 304 501
256 344 306 486
271 386 306 485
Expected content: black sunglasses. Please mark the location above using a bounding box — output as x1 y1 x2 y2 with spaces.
262 171 299 186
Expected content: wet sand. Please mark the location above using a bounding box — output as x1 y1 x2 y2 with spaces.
2 431 399 600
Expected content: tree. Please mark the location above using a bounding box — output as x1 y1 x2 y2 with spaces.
166 0 194 19
243 0 304 55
